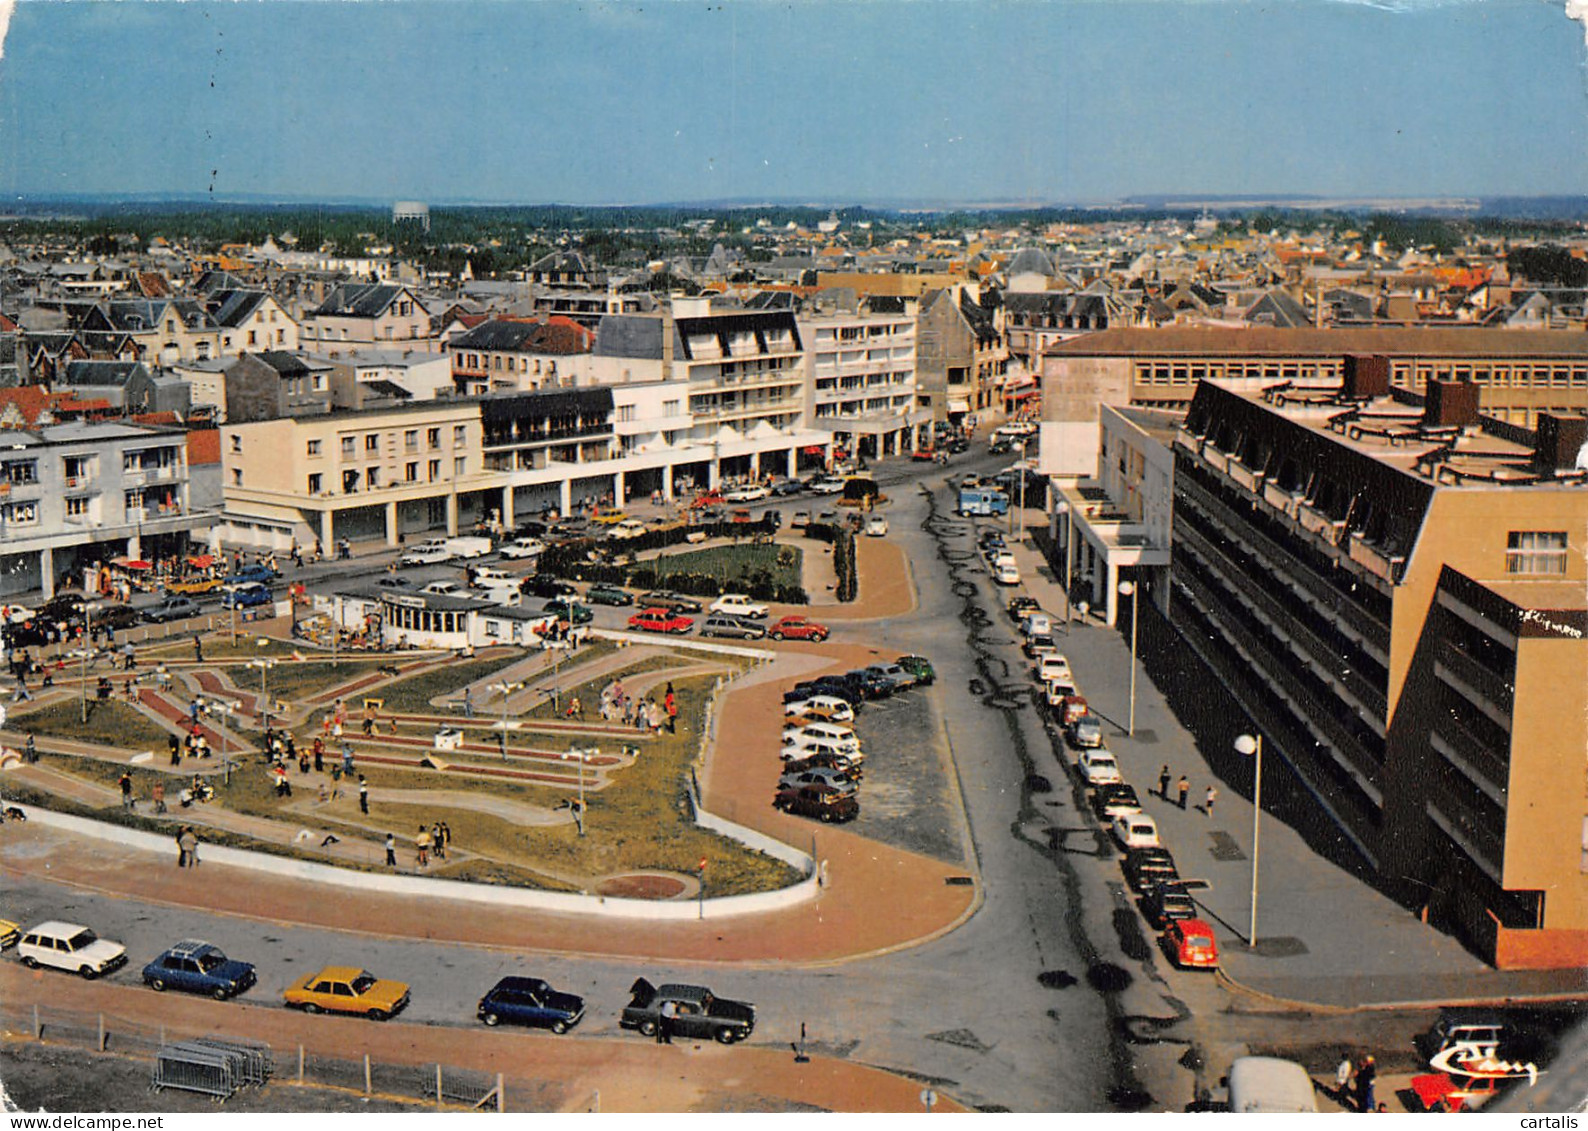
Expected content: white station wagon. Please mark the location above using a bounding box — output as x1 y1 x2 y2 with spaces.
710 593 768 619
17 921 128 979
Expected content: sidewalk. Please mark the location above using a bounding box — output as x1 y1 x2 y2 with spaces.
1004 534 1588 1010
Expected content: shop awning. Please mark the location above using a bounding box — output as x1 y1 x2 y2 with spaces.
1006 388 1039 401
112 558 152 571
801 445 827 456
187 554 215 568
948 399 971 414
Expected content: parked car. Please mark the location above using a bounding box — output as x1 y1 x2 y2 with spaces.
770 478 805 497
768 615 829 642
1007 595 1040 622
619 979 755 1044
1036 653 1074 685
1068 714 1105 749
16 921 127 979
166 576 221 596
283 966 411 1020
795 677 864 706
222 563 278 587
1023 633 1060 661
991 561 1021 586
773 782 860 823
585 584 634 606
606 519 648 541
476 976 585 1033
781 694 856 723
844 669 894 699
1164 918 1219 970
219 583 273 610
1123 846 1180 894
1019 612 1053 637
522 575 578 599
543 599 593 625
141 596 199 624
700 614 765 639
142 939 257 1000
591 511 631 526
782 726 862 759
1142 881 1200 930
0 919 19 949
628 608 694 634
807 477 846 495
723 483 771 503
422 581 462 596
1227 1056 1320 1114
781 719 857 746
864 517 889 537
778 766 860 796
1077 749 1123 787
780 748 863 777
377 576 413 589
1111 812 1162 851
641 590 703 614
1091 784 1142 824
895 654 936 685
498 537 546 560
790 510 812 529
468 567 514 589
709 593 768 619
864 662 915 692
399 543 452 567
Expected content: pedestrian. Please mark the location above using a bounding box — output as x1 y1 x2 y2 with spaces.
175 827 189 868
1335 1056 1354 1103
657 999 677 1044
192 635 203 663
431 822 445 860
1355 1055 1377 1112
189 698 202 725
1177 775 1190 810
462 687 473 719
1158 764 1171 800
385 832 397 867
666 696 677 734
152 781 166 814
122 642 136 671
416 825 431 866
358 776 369 815
439 821 451 852
1204 784 1217 817
118 770 134 810
179 826 199 867
24 734 36 764
312 736 324 773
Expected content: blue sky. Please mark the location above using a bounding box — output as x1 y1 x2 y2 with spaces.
0 0 1584 205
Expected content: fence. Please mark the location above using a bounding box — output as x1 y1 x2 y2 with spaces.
1 999 507 1111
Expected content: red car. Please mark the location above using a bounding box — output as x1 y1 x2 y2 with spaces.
628 607 694 634
768 615 830 642
1163 918 1219 970
689 490 724 510
912 448 938 462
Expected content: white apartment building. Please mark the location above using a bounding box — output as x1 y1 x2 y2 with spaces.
800 310 931 458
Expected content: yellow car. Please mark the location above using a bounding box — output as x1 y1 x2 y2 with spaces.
167 577 221 596
283 966 411 1021
0 919 19 949
591 511 629 525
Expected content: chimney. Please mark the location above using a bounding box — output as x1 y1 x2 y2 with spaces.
1423 379 1480 429
1534 412 1588 471
1341 354 1389 400
660 303 675 383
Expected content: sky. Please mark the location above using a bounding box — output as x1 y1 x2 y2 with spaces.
0 0 1585 206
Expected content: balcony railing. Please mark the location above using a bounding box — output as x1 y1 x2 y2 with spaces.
1296 501 1347 544
1347 531 1408 584
1261 479 1303 517
1436 644 1515 718
1201 446 1229 473
1226 459 1263 492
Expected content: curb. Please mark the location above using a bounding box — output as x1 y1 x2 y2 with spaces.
1214 966 1588 1015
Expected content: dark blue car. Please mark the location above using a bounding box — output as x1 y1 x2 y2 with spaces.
223 564 278 587
220 583 274 609
142 940 257 1000
476 976 585 1032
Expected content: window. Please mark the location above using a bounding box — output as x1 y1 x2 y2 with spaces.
663 399 681 417
364 434 379 453
230 436 242 453
404 430 418 452
247 330 257 346
453 425 467 447
308 473 322 494
617 405 635 423
124 490 144 511
230 469 243 487
1506 531 1568 575
3 501 37 524
365 467 381 489
405 461 418 482
312 374 326 391
306 439 322 457
341 437 356 457
427 428 441 449
454 456 467 478
428 459 440 482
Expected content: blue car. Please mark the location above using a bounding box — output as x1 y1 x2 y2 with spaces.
220 583 273 609
142 940 257 1000
476 976 585 1032
223 564 278 587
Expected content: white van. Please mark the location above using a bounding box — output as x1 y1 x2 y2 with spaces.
18 921 128 979
782 726 863 759
480 585 522 608
1036 654 1073 684
1020 612 1053 637
1226 1057 1318 1113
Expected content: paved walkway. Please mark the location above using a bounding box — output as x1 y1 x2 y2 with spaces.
1003 532 1588 1009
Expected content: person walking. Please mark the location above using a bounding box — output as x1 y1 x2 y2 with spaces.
1355 1055 1377 1112
439 821 452 854
431 822 445 860
462 687 473 719
385 832 397 868
415 825 431 867
312 736 325 773
1158 765 1171 800
1335 1056 1354 1104
192 635 204 663
1177 775 1190 810
1203 784 1217 817
179 826 199 868
175 827 189 868
358 776 369 814
118 771 134 810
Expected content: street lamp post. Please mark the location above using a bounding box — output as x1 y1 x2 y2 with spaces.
250 657 277 729
490 680 522 760
1235 733 1264 948
79 602 100 723
1054 500 1072 629
1117 580 1138 737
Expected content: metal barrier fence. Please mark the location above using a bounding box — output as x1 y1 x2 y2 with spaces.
2 1000 506 1111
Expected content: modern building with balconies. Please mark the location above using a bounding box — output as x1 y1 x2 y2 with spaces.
800 310 931 458
1170 366 1587 967
0 421 217 598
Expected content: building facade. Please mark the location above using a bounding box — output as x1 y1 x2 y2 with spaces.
800 310 930 458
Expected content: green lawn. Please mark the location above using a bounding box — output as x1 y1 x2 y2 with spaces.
216 658 393 706
645 543 801 589
13 697 173 752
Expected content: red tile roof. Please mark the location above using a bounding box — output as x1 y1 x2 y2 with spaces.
187 428 221 466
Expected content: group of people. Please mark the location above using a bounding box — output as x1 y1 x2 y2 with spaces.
168 727 214 766
406 820 452 867
1156 765 1218 816
598 679 677 734
1334 1053 1379 1112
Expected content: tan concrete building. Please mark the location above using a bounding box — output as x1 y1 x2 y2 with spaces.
1171 370 1587 967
